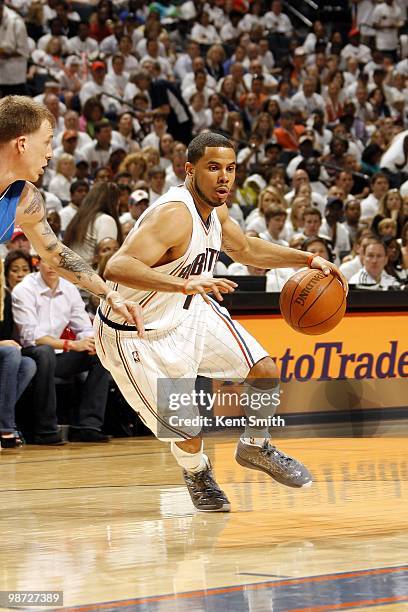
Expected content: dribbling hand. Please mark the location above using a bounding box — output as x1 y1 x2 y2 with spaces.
183 277 237 303
309 256 349 296
106 290 146 337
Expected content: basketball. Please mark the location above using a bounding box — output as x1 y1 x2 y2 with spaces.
280 269 346 335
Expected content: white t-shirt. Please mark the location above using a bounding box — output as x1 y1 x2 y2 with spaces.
339 255 363 281
373 2 402 51
70 213 118 265
349 268 401 290
359 193 380 220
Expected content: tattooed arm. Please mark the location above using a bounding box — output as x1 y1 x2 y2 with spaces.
15 183 145 332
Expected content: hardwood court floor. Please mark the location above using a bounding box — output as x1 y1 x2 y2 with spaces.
0 429 408 611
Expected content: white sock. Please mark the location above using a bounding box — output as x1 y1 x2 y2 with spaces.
241 436 269 448
171 440 208 473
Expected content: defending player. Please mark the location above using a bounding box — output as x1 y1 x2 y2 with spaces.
0 96 142 327
95 132 348 512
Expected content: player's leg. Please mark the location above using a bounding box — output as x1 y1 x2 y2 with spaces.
94 316 230 512
235 356 312 488
200 299 312 488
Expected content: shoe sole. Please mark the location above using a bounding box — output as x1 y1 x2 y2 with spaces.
196 503 231 512
235 453 312 489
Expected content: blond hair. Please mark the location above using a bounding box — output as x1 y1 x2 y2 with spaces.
0 96 55 144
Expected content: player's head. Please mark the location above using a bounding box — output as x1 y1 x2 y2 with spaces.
185 132 236 208
0 96 55 182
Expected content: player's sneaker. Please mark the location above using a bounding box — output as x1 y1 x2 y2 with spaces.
235 439 312 488
183 460 231 512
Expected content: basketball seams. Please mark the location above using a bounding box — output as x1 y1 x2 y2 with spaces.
281 279 298 328
298 275 335 327
300 293 346 332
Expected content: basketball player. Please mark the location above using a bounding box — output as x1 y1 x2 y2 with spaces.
0 96 142 327
95 133 348 512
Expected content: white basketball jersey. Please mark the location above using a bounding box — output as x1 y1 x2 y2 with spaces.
101 185 222 330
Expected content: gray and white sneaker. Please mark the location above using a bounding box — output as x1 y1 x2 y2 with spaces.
183 460 231 512
235 439 312 488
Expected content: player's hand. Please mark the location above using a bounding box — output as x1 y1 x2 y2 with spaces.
183 277 237 303
310 256 349 296
70 338 96 354
106 290 145 337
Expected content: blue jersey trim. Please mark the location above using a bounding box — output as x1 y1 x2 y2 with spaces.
0 180 26 244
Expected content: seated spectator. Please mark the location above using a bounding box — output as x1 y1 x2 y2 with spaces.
48 153 75 205
225 186 245 230
273 111 305 151
301 207 322 239
320 198 351 263
141 114 168 150
401 220 408 269
118 152 147 185
340 230 376 280
79 121 116 173
64 182 122 265
116 183 132 216
79 97 105 140
245 187 285 235
189 92 211 136
349 239 402 290
159 133 175 171
147 166 166 204
342 199 361 245
59 180 89 235
165 154 187 190
377 218 398 239
259 205 288 246
12 260 111 444
373 188 406 237
383 236 407 283
281 196 308 242
93 237 119 270
0 254 36 448
5 227 31 256
359 172 390 221
119 189 149 224
111 112 141 154
65 22 99 56
302 236 335 263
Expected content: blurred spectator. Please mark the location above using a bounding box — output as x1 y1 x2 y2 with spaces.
259 205 288 246
147 165 166 204
59 180 89 234
0 0 29 96
245 187 285 235
320 198 351 262
360 172 390 220
301 207 323 239
119 189 149 224
6 227 31 255
342 199 361 244
349 238 402 289
12 260 111 444
383 235 407 282
48 153 76 205
64 182 122 265
0 253 36 448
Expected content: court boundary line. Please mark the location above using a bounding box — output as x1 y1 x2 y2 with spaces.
53 564 408 611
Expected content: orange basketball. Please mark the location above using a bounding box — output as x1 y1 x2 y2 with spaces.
279 269 346 335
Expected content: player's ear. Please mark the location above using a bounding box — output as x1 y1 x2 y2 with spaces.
16 135 27 154
185 161 194 177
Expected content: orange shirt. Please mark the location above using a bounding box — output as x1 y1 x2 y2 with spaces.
273 125 305 150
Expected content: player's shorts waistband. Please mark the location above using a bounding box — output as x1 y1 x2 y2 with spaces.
97 307 139 332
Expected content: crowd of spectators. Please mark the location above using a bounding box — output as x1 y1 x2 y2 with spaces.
0 0 408 448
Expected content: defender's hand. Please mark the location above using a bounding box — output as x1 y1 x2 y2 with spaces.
309 256 349 296
106 291 146 337
183 277 237 303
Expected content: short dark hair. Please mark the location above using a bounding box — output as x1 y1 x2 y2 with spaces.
302 236 334 262
70 179 89 194
187 132 235 164
4 250 33 281
94 120 111 134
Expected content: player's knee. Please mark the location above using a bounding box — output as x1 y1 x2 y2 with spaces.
247 357 280 388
